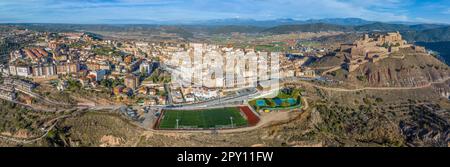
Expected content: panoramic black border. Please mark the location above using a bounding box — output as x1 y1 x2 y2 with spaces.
0 147 448 166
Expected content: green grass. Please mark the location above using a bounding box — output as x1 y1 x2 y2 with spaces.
297 41 321 47
158 107 248 129
255 44 285 52
249 88 303 111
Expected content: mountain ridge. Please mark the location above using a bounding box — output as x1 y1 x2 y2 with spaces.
3 19 450 42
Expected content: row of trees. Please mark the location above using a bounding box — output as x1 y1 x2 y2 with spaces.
100 78 124 88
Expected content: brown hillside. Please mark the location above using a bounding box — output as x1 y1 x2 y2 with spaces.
330 48 450 87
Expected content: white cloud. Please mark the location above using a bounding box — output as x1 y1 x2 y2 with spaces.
444 8 450 14
243 0 411 22
0 0 444 23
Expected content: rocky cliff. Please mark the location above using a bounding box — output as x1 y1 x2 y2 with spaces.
346 48 450 87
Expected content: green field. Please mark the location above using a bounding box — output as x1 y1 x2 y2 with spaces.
255 44 285 52
158 107 248 129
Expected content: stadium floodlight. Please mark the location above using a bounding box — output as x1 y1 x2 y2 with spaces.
230 117 234 128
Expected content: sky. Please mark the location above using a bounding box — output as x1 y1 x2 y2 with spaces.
0 0 449 24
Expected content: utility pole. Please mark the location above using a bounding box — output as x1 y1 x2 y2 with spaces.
230 117 234 128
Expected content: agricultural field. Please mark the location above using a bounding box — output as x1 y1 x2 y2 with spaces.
297 41 321 47
158 107 248 129
255 43 286 52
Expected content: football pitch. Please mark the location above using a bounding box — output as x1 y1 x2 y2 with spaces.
158 107 248 129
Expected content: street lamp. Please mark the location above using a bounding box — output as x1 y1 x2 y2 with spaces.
230 117 234 128
176 119 179 129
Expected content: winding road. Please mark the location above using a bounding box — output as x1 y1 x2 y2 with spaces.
282 76 450 92
1 75 449 143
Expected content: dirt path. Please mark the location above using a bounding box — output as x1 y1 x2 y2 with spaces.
3 76 448 143
301 97 309 110
0 113 76 144
286 76 450 92
0 120 57 144
320 65 342 76
215 97 309 133
218 111 294 133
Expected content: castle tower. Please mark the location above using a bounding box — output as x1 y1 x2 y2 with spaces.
364 34 369 41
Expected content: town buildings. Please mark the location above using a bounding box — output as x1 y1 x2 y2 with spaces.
89 69 108 81
125 74 139 90
165 43 280 92
139 60 157 76
1 30 329 107
0 77 36 101
32 63 56 78
0 88 16 101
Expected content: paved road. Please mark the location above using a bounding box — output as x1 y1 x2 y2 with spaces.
141 107 162 130
78 105 125 111
2 74 449 143
167 89 260 110
282 76 450 92
6 76 449 113
0 97 61 112
18 89 72 106
164 83 173 105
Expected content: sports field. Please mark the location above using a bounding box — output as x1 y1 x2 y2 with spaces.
158 107 248 129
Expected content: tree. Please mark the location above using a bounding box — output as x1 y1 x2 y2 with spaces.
375 97 383 103
266 99 276 108
100 79 111 88
281 101 290 107
67 79 82 91
356 75 366 81
330 71 337 76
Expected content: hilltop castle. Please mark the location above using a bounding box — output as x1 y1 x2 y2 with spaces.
340 32 425 72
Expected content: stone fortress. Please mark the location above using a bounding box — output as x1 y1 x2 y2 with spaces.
340 32 426 72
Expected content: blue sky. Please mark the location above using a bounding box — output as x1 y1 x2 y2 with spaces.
0 0 449 24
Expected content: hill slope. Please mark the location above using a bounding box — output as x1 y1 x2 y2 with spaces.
262 23 352 34
403 26 450 42
342 48 450 87
354 22 412 32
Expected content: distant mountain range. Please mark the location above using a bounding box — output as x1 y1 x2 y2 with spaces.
261 22 449 33
261 23 352 33
192 18 374 27
190 18 450 40
188 18 449 27
402 26 450 42
2 18 450 42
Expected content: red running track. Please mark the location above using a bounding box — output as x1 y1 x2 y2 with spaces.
239 106 260 126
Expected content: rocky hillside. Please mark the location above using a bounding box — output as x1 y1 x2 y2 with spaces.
402 26 450 42
331 48 450 87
